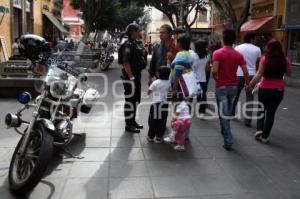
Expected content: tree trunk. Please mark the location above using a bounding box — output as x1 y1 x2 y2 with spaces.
82 30 90 43
82 23 91 43
93 30 98 43
166 14 177 28
211 0 251 42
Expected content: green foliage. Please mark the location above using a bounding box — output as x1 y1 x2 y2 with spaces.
70 0 144 32
113 2 144 30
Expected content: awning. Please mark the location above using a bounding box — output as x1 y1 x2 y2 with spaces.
43 11 68 34
240 17 274 32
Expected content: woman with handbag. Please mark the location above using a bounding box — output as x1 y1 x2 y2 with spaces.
170 34 193 93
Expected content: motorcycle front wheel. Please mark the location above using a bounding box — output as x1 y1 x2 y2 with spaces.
8 123 53 194
99 59 110 71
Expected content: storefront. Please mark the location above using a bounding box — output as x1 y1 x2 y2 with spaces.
26 0 33 34
12 0 22 39
240 1 279 51
42 10 68 41
12 0 33 38
240 16 275 51
190 28 212 41
285 0 300 66
210 0 286 51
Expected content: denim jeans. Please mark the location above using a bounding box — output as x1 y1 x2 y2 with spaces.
232 76 254 125
215 86 237 145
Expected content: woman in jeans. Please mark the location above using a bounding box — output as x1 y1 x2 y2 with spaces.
249 39 291 143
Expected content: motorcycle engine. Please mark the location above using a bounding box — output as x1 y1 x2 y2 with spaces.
56 120 70 137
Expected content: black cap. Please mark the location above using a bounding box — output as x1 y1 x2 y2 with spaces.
126 23 141 36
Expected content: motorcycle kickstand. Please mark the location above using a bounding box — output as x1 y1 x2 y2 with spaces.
73 133 85 137
61 148 84 160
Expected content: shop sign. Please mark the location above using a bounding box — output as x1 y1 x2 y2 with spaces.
251 2 274 19
0 6 10 13
13 0 22 9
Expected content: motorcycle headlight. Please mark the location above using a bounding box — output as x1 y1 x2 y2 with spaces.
18 92 32 104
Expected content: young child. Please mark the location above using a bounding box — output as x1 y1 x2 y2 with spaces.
147 66 171 143
164 92 192 151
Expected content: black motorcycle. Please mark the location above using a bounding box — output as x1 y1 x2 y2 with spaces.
4 35 100 194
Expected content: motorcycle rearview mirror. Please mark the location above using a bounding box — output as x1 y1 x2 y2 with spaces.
5 113 22 128
18 92 32 104
80 75 88 83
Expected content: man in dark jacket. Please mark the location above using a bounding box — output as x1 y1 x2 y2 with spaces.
148 24 174 86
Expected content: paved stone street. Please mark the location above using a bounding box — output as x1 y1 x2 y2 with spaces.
1 62 300 199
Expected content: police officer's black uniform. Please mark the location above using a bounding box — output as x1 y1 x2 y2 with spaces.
120 37 146 133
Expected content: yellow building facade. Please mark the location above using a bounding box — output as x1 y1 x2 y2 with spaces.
0 0 13 59
210 0 287 50
34 0 43 36
0 0 64 59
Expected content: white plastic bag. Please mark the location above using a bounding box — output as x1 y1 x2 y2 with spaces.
179 71 202 97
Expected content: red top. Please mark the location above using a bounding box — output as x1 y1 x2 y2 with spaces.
212 46 246 87
259 56 291 89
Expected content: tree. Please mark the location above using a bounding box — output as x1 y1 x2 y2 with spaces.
142 0 207 31
70 0 144 41
210 0 251 35
70 0 103 42
95 1 144 32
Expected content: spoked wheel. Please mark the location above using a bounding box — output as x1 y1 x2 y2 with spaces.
9 123 53 194
100 59 110 71
89 60 101 72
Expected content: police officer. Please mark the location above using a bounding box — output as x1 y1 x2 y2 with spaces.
120 23 145 133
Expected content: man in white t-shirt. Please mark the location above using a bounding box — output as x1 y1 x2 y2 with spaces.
232 32 261 126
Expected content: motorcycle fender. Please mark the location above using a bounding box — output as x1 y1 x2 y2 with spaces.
37 119 55 132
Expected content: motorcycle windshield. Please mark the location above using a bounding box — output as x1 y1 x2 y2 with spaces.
43 63 78 99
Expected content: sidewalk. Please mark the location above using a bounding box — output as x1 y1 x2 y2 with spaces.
0 62 300 199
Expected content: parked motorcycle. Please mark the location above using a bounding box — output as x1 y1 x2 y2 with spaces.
94 43 114 71
4 35 100 194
